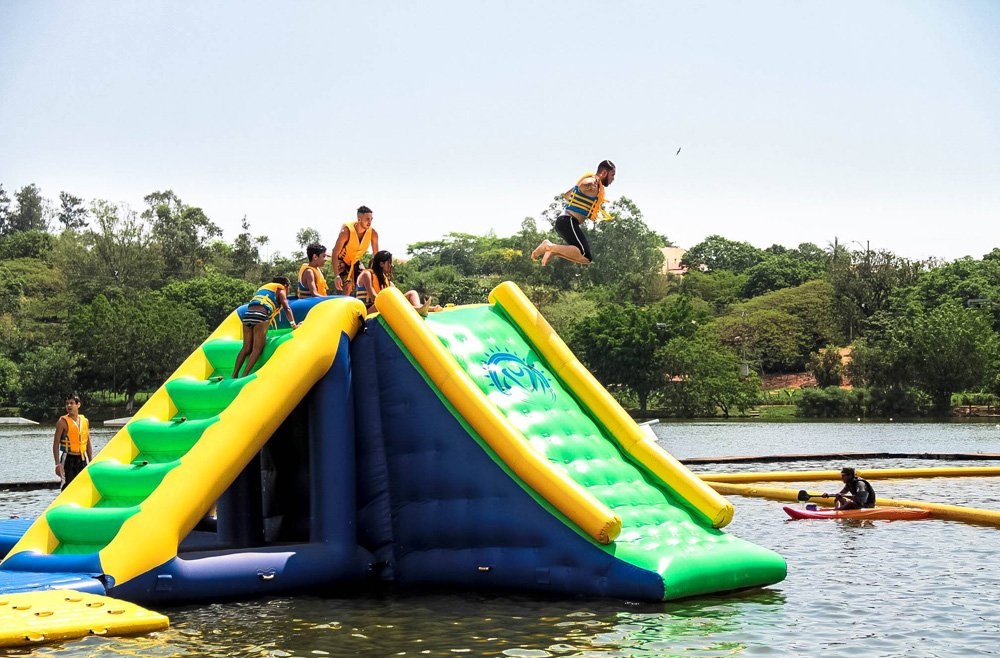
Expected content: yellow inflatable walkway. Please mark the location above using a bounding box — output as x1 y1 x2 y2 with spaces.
0 590 167 648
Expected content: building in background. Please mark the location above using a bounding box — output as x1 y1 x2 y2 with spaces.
660 246 688 276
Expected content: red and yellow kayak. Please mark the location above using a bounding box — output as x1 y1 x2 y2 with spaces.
783 506 931 521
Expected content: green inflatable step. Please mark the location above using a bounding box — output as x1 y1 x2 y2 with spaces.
201 329 294 377
45 505 140 553
86 461 178 504
165 376 254 420
127 417 219 463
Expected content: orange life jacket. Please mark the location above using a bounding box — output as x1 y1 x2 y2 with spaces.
60 414 89 455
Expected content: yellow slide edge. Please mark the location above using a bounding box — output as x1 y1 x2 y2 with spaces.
375 287 621 544
706 481 1000 527
0 590 168 648
699 466 1000 483
488 281 734 528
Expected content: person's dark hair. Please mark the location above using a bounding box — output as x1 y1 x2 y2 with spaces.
597 159 616 173
370 250 393 290
67 394 81 404
306 244 326 261
272 275 291 287
841 467 856 478
357 205 373 215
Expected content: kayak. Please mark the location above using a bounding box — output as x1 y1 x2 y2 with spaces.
783 506 931 521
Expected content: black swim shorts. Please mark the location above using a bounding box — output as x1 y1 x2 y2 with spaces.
554 215 593 262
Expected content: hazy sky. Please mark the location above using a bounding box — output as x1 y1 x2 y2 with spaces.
2 1 998 262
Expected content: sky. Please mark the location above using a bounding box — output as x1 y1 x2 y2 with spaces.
2 1 999 263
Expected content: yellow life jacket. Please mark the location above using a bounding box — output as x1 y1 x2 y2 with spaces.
249 283 284 322
564 172 611 221
297 263 328 297
340 220 373 266
60 414 89 455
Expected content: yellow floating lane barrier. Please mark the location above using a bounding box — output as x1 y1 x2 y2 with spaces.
698 466 1000 483
704 481 1000 527
0 590 168 648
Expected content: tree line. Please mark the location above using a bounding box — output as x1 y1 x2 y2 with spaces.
2 181 998 420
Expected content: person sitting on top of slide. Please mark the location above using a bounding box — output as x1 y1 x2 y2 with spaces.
297 243 329 298
355 250 440 316
331 205 379 297
531 159 616 266
823 467 876 510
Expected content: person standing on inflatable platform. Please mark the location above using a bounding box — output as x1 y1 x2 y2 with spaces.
531 160 616 266
331 206 379 297
52 394 92 490
297 243 329 298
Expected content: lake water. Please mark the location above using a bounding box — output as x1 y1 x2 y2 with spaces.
2 421 999 657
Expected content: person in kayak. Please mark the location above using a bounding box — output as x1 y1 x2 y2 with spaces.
824 467 876 509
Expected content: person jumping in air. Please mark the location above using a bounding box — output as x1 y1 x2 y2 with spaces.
355 250 439 316
232 276 298 379
531 160 616 266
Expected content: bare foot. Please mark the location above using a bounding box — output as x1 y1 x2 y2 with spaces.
541 249 553 266
530 240 551 261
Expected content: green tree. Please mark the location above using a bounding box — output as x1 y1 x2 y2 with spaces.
741 253 823 298
570 297 702 411
63 200 164 299
17 342 80 420
0 355 19 406
583 197 666 300
892 255 1000 331
5 184 49 234
71 293 208 410
909 303 996 413
0 229 56 261
850 303 996 414
714 309 803 373
678 270 747 313
828 246 923 339
0 263 23 315
682 235 765 274
0 184 12 234
161 273 255 328
731 280 841 360
230 216 268 279
808 345 844 387
57 192 88 230
660 331 761 417
295 227 323 252
143 190 221 278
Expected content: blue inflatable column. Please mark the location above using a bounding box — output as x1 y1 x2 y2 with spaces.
309 331 357 547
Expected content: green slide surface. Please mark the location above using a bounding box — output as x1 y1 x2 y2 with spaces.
423 305 786 598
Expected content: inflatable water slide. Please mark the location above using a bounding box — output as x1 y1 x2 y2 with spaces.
0 283 785 645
